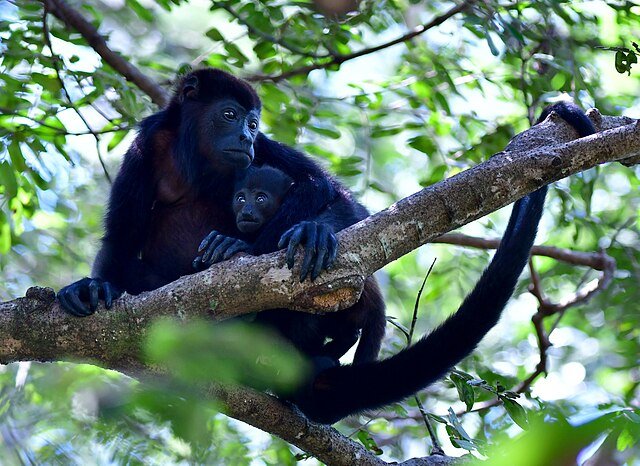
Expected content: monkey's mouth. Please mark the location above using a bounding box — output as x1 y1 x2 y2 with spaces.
223 149 253 167
237 219 260 233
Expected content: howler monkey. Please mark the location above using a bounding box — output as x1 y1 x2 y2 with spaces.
196 164 386 364
56 68 595 423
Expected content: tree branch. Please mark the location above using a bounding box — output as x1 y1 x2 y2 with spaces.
433 233 615 270
41 0 169 107
247 0 476 82
0 111 637 365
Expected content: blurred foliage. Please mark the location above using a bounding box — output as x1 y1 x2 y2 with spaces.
1 0 639 464
145 320 310 393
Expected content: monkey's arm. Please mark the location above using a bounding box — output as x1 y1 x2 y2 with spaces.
58 143 164 316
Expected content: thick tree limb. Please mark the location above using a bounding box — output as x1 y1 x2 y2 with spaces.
0 112 638 369
41 0 170 106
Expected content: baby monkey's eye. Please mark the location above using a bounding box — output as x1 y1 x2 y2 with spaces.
236 194 245 203
248 120 258 131
223 109 237 120
256 194 267 203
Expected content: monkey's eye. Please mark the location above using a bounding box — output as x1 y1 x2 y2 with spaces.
256 194 267 203
236 194 245 203
248 120 258 131
223 109 237 121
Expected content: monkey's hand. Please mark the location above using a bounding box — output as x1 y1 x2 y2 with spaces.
278 221 338 282
57 277 123 317
193 230 251 270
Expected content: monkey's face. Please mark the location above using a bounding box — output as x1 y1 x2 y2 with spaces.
233 188 280 234
198 98 261 171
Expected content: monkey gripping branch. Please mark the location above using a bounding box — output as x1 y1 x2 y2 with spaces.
0 110 638 466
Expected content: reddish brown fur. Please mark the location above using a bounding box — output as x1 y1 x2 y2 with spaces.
141 130 235 281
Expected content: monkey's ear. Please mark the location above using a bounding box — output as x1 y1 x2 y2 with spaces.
180 75 199 102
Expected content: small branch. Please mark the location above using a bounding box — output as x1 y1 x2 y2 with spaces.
41 0 169 107
409 259 437 343
433 233 614 271
407 259 443 455
248 0 476 82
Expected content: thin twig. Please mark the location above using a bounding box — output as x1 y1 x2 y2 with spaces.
42 5 112 183
0 108 128 136
220 4 328 59
464 249 616 414
407 259 443 455
409 259 437 343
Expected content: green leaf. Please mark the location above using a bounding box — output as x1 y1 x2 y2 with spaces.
0 162 18 198
451 373 475 411
8 140 26 172
371 126 403 138
254 42 277 60
0 213 10 253
308 125 341 139
206 27 225 42
145 320 310 393
356 430 383 455
502 397 529 430
615 50 627 73
485 30 499 56
408 135 436 155
107 130 129 152
126 0 154 22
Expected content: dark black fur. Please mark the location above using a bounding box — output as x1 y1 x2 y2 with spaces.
56 71 594 424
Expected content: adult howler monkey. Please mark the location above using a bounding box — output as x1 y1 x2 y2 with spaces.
57 68 595 423
197 164 386 364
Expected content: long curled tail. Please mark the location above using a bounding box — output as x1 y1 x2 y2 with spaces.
297 102 595 424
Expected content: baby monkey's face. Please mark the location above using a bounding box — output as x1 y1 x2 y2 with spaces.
232 188 281 234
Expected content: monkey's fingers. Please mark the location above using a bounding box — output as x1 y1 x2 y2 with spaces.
57 292 77 317
281 224 305 270
192 256 203 270
103 282 121 309
222 240 250 260
324 232 338 270
310 224 330 281
313 225 337 279
278 227 296 266
88 279 101 313
198 230 220 253
66 290 93 317
201 234 226 264
208 236 237 265
299 223 318 282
